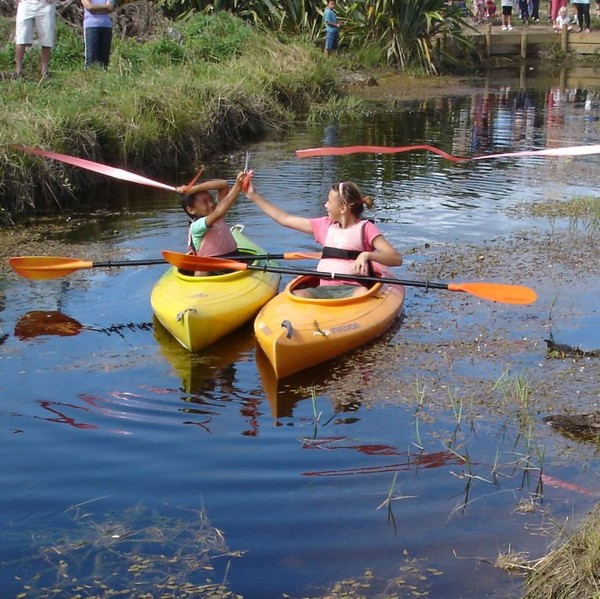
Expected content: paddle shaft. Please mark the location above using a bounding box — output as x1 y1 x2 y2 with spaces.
92 259 166 268
180 258 536 304
238 261 446 289
8 252 320 279
58 254 314 269
89 253 317 269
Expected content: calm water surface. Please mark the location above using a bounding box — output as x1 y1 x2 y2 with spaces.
1 67 600 598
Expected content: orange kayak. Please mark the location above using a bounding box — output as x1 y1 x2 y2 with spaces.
254 275 405 378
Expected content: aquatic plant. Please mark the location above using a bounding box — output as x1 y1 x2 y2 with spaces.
306 95 370 124
528 195 600 233
10 501 245 598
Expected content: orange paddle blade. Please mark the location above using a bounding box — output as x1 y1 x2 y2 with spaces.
161 251 320 271
447 282 537 305
9 256 93 280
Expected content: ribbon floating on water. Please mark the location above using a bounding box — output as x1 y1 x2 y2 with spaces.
295 143 600 162
12 146 177 192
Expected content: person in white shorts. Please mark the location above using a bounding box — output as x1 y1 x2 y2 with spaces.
14 0 57 78
500 0 514 29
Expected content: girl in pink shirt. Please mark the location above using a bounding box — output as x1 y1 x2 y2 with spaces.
245 180 402 297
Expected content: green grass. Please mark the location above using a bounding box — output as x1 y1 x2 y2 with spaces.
529 196 600 232
0 12 337 218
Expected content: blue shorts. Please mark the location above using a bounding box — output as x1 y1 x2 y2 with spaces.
325 29 339 51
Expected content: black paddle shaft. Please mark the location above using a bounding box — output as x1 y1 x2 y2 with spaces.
92 253 301 269
243 262 449 291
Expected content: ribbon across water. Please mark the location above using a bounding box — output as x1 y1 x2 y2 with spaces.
14 143 600 193
295 143 600 161
13 146 177 192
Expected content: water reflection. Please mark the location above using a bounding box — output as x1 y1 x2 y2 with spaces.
14 310 84 339
301 449 465 477
13 310 153 340
153 319 265 436
37 399 97 430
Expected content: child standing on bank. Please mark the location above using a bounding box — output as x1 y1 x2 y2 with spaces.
500 0 514 29
323 0 340 56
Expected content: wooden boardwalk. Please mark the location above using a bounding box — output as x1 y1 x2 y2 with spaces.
444 23 600 59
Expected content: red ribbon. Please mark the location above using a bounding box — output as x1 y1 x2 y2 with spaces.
13 146 177 192
295 144 600 161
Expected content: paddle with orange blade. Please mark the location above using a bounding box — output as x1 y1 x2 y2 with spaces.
9 252 321 280
161 251 319 273
162 252 537 305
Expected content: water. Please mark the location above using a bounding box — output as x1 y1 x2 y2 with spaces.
1 67 600 598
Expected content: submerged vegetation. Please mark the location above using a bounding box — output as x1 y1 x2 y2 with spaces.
12 501 244 598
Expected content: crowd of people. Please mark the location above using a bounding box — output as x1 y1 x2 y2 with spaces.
468 0 600 32
13 0 115 78
11 0 600 78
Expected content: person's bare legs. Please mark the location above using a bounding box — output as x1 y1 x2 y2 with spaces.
41 46 51 76
15 44 27 75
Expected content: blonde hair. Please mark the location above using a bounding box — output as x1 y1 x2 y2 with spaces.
558 6 567 14
334 181 373 217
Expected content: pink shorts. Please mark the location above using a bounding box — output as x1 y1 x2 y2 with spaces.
15 0 56 47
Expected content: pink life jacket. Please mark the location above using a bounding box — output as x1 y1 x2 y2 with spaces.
188 217 237 257
317 219 378 286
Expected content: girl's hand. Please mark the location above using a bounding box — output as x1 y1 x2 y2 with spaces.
244 177 256 196
234 171 246 186
242 169 254 192
353 252 371 275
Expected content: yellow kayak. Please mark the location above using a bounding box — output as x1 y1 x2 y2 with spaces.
254 275 405 378
151 226 280 351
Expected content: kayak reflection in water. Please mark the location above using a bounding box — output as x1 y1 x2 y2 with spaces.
245 179 402 297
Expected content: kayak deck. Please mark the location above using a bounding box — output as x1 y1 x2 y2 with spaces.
151 226 280 351
254 275 405 378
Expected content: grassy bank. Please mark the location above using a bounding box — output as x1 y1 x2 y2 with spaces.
0 9 336 221
524 502 600 598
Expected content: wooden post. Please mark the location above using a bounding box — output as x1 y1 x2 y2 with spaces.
520 29 528 59
519 63 526 88
485 23 492 57
561 24 568 52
